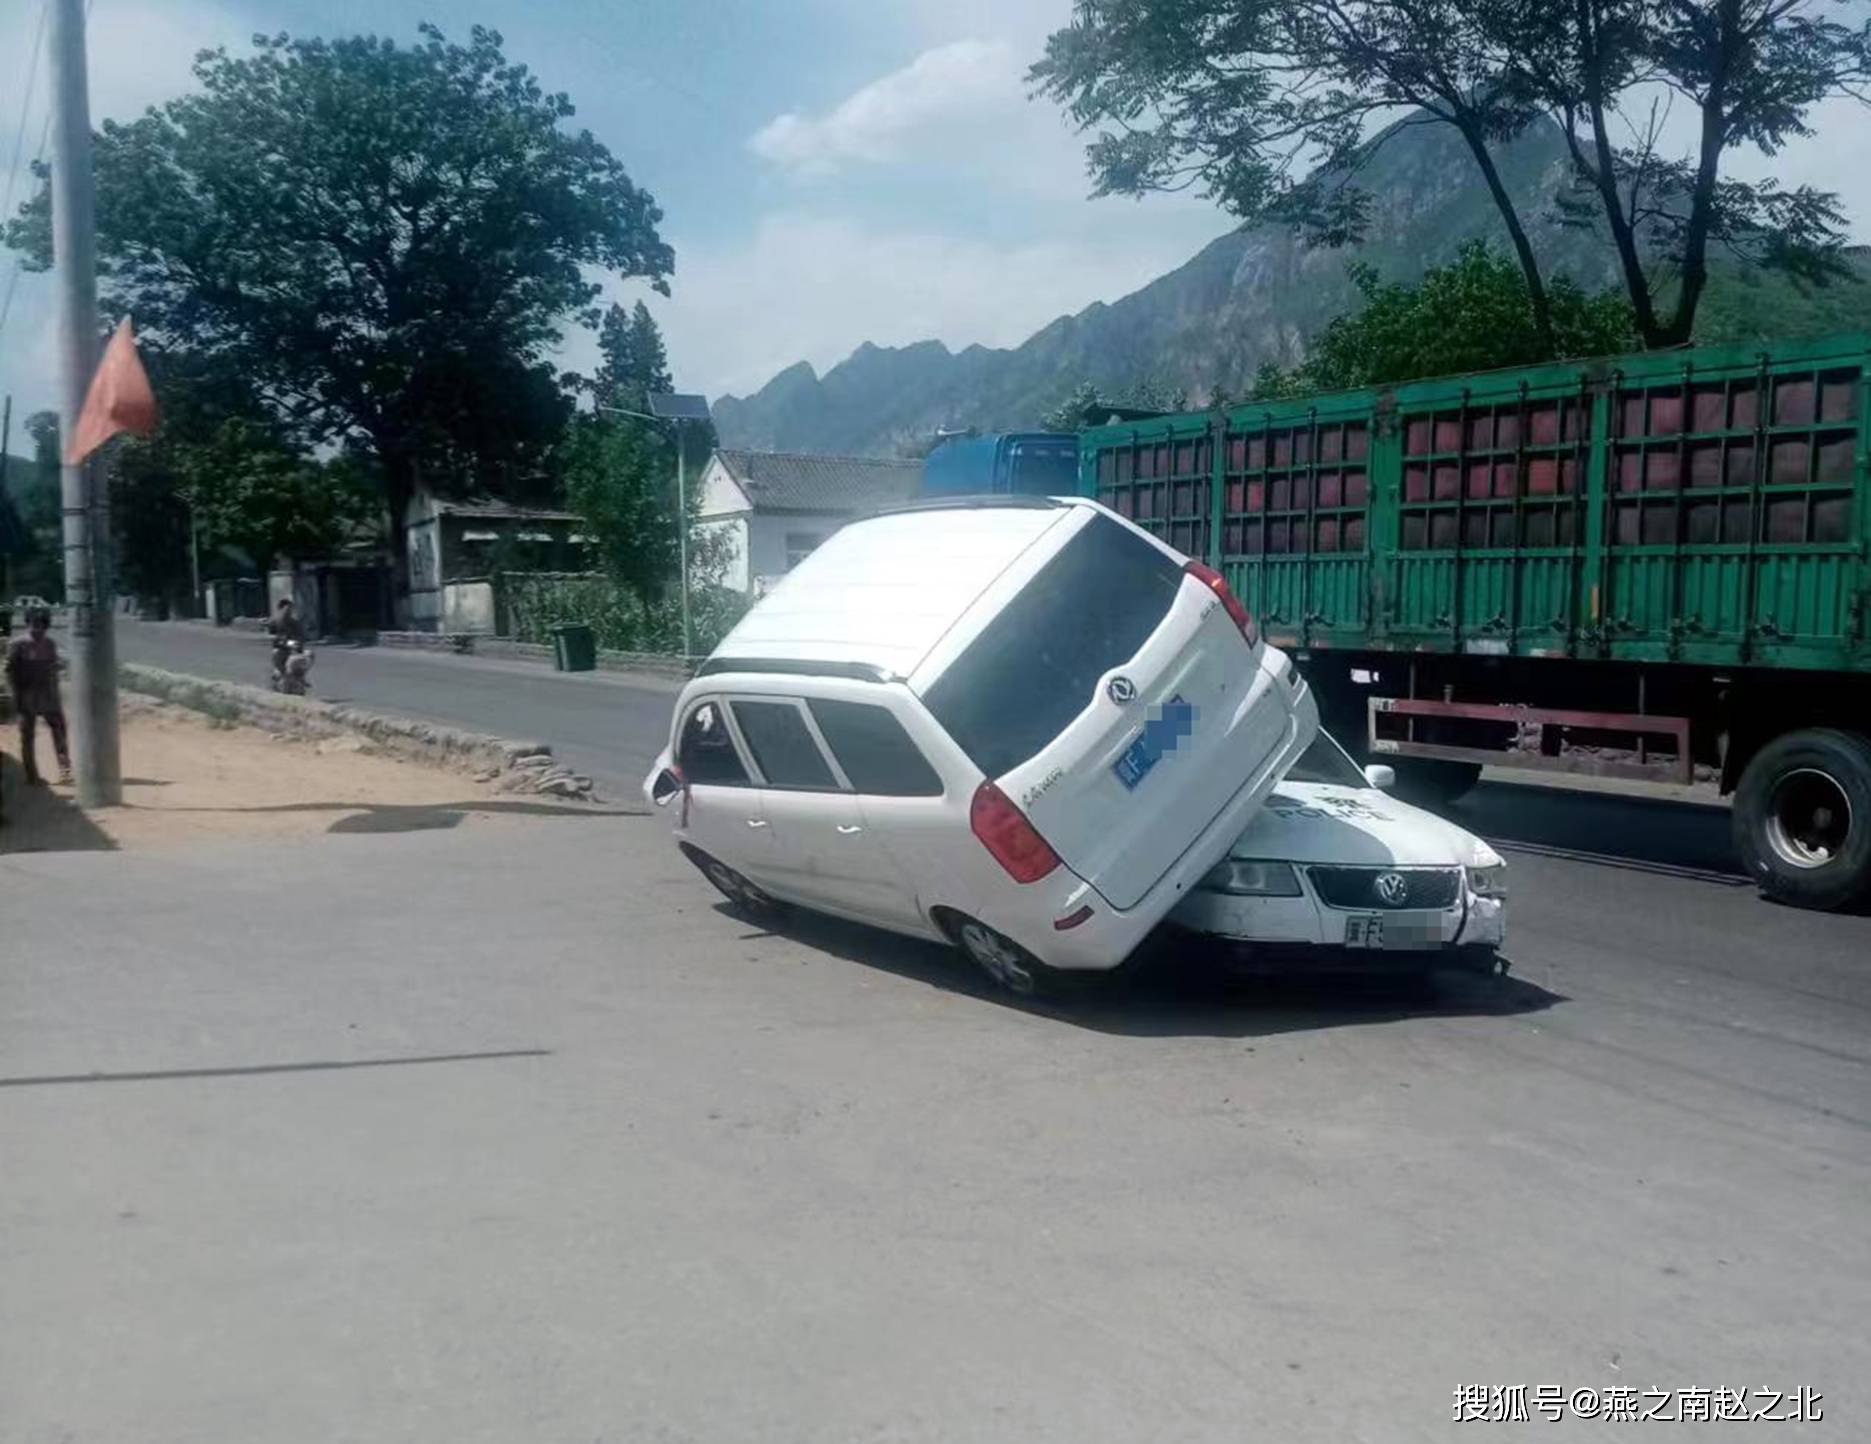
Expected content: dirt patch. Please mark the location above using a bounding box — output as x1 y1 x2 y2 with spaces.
1 698 600 854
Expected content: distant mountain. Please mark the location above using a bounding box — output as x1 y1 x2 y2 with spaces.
713 119 1612 457
713 118 1871 459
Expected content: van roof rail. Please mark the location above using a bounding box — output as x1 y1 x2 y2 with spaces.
872 494 1067 517
694 657 894 683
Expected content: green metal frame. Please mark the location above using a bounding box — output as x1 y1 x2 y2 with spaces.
1079 330 1871 674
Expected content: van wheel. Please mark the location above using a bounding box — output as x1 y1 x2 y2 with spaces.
1733 728 1871 912
680 844 789 922
944 913 1068 998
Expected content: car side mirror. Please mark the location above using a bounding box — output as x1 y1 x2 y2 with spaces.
651 768 683 806
1363 763 1396 791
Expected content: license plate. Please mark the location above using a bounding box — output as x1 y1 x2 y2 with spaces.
1344 914 1442 950
1112 693 1194 791
1344 915 1386 949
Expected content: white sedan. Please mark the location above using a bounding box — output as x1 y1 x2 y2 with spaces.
1169 731 1506 973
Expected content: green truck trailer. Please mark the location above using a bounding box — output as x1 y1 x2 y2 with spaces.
1078 330 1871 910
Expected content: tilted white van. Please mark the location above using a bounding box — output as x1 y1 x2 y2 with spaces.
644 495 1319 994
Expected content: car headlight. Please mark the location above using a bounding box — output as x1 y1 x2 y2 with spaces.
1466 862 1508 899
1199 859 1302 897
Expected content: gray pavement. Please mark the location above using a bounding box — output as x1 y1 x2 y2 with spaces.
3 800 1866 1441
114 620 681 797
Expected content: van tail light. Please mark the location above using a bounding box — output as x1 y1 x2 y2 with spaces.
970 781 1061 883
1184 560 1259 647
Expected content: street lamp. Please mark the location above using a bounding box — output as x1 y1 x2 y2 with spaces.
596 391 710 659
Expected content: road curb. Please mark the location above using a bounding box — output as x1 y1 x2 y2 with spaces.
118 663 599 801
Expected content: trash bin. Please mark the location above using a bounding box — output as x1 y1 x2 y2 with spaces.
551 623 597 673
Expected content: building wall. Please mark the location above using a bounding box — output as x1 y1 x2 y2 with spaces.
442 580 497 635
698 516 750 593
746 514 839 595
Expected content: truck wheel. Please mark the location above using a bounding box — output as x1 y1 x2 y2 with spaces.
1390 758 1483 808
1733 728 1871 911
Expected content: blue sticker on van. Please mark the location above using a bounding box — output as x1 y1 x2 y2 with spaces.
1112 694 1196 790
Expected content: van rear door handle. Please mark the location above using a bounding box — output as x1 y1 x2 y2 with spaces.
836 824 862 835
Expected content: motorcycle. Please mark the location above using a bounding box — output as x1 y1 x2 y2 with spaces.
272 639 315 695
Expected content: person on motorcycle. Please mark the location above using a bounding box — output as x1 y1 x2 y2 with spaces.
269 599 306 684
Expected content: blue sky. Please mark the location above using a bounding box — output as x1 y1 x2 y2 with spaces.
3 0 1869 432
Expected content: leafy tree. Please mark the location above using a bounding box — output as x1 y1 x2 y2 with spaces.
1030 0 1871 348
593 301 672 414
2 411 64 601
563 300 722 600
170 419 376 572
1042 376 1190 430
1253 242 1636 397
3 24 673 614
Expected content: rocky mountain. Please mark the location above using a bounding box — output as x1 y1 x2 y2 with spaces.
712 119 1613 458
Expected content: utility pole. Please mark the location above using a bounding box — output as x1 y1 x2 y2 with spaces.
49 0 120 806
674 425 692 659
2 394 12 602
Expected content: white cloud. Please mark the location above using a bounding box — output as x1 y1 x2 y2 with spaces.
595 209 1225 401
750 39 1024 175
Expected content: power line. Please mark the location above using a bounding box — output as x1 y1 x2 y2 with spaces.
0 1 63 342
1 1 50 226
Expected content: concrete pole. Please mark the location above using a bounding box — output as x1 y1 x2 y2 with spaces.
676 427 692 659
49 0 120 805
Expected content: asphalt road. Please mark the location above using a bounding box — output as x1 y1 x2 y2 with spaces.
3 798 1865 1442
114 620 681 798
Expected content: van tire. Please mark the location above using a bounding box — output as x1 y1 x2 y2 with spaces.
1733 728 1871 912
679 844 790 922
938 911 1075 998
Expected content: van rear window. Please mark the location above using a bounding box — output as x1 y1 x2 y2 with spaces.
922 514 1182 778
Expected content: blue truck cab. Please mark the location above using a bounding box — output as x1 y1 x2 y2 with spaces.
921 432 1079 498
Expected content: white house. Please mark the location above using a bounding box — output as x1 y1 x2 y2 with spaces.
696 449 923 596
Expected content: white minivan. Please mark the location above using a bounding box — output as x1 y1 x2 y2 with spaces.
644 496 1318 994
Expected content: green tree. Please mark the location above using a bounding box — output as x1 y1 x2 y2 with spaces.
593 300 673 414
1042 376 1190 431
1253 242 1636 397
170 419 376 571
3 24 673 615
1030 0 1871 348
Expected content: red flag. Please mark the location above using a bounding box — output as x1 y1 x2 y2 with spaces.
63 317 158 465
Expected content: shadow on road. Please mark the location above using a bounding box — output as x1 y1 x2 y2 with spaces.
0 751 119 854
0 1047 553 1090
728 904 1566 1040
147 797 646 835
1451 780 1746 885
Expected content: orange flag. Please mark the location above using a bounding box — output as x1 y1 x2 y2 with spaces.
64 316 159 465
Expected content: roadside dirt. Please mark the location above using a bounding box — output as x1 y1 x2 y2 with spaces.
0 697 597 854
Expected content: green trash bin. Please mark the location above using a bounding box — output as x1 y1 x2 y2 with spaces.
550 623 597 673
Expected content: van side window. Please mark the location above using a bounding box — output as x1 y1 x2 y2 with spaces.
676 701 750 787
730 700 838 790
808 699 943 797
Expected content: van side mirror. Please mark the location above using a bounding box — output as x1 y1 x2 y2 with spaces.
651 768 683 805
1363 763 1396 791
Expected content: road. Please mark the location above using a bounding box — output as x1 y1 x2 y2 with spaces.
115 620 681 798
4 795 1865 1441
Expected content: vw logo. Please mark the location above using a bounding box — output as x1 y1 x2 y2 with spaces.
1373 872 1411 907
1107 675 1138 704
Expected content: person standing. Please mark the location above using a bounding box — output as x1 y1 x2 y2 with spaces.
5 607 72 786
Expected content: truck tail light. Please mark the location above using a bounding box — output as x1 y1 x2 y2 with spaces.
1184 560 1258 647
970 781 1061 883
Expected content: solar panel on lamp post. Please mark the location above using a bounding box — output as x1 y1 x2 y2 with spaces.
595 391 711 659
